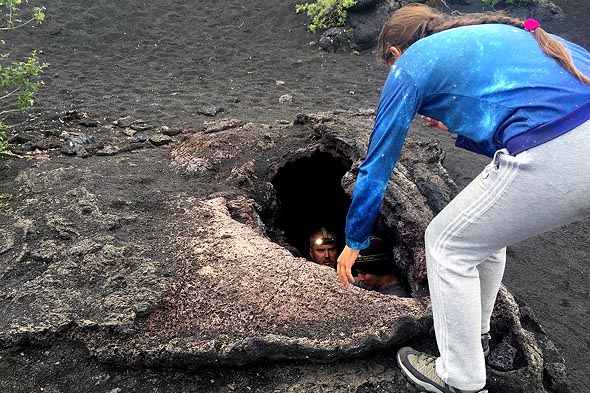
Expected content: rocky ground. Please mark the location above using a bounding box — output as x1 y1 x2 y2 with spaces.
1 0 589 392
0 110 569 393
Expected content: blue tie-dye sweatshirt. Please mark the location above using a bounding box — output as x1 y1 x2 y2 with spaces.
346 24 590 250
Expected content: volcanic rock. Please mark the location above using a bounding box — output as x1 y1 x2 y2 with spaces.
0 110 568 392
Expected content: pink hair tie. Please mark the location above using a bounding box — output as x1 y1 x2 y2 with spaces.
523 18 540 32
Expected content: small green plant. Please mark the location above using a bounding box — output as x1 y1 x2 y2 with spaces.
0 0 46 155
296 0 356 32
0 0 45 29
0 123 8 152
482 0 542 5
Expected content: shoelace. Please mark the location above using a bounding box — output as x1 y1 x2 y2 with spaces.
413 352 487 393
415 352 444 384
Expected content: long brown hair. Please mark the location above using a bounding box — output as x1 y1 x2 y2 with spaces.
378 3 590 85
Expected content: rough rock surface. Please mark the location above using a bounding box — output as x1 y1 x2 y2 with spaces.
0 110 568 392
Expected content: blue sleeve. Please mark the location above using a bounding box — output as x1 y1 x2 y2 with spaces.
345 68 420 249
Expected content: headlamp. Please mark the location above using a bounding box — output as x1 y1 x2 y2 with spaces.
313 237 335 247
310 227 336 248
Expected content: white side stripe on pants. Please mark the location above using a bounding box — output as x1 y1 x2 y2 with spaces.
431 154 520 362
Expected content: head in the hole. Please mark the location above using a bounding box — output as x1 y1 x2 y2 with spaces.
354 236 408 297
309 227 338 269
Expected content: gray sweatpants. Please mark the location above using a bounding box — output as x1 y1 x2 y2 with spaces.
425 120 590 391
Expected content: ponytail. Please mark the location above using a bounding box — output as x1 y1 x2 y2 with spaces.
531 26 590 84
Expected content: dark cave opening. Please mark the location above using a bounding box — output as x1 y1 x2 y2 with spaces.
270 150 352 259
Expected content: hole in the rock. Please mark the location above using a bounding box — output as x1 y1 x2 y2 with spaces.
270 150 351 257
268 148 411 298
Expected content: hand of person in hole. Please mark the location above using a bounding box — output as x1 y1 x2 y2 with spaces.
421 115 449 131
337 246 359 286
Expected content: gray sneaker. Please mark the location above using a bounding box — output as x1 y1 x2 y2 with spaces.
481 332 491 357
396 347 487 393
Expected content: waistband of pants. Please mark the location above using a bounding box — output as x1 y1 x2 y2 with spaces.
506 100 590 155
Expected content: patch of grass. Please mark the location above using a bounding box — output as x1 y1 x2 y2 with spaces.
296 0 356 32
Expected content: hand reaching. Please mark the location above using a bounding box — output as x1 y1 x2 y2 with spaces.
337 246 359 286
421 115 449 131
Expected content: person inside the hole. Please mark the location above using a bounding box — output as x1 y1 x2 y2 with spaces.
336 4 590 393
308 227 338 269
354 236 408 297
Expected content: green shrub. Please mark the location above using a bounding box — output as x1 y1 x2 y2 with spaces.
0 0 46 155
0 123 8 152
296 0 356 32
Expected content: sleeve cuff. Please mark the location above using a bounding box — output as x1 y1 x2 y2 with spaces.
346 237 371 250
